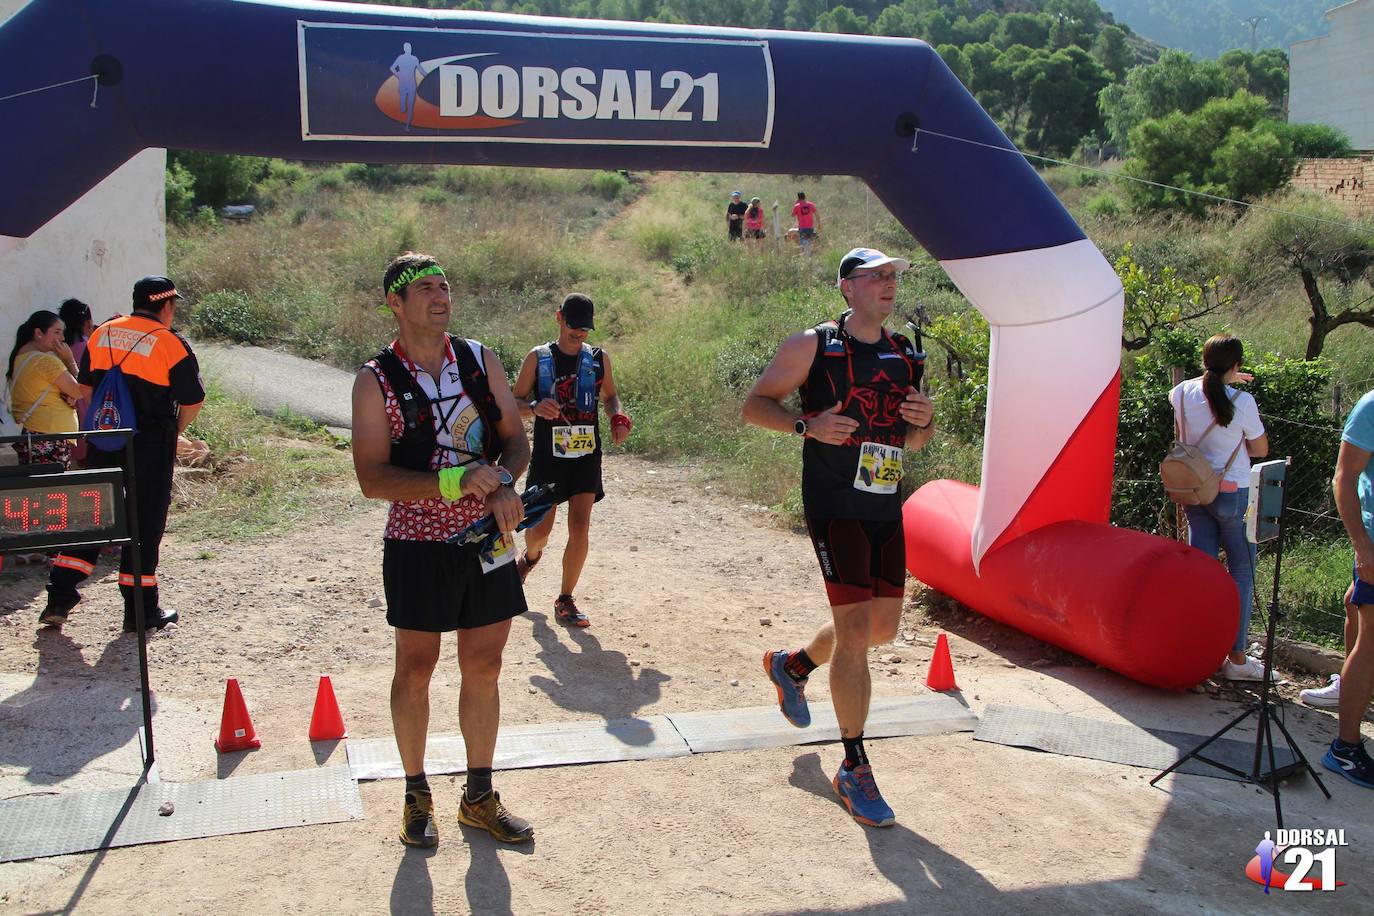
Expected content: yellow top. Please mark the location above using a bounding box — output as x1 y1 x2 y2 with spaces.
9 350 77 434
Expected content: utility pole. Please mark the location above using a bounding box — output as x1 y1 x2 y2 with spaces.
1241 15 1267 53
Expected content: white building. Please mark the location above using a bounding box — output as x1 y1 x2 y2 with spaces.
0 0 166 336
1290 0 1374 151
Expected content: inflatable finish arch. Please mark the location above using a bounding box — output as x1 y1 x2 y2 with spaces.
0 0 1236 687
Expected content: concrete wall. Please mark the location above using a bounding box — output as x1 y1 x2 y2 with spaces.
1289 0 1374 152
0 0 166 337
1290 157 1374 216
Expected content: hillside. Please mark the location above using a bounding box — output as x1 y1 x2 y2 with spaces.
1097 0 1332 57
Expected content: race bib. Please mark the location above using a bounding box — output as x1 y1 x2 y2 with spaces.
853 442 904 494
552 424 596 458
481 532 516 574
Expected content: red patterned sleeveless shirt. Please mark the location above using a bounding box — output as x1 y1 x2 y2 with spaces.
363 338 491 541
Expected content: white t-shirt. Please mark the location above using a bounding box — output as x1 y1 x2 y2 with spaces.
1169 378 1265 487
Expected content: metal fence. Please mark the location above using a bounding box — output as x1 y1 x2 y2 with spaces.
1111 376 1373 646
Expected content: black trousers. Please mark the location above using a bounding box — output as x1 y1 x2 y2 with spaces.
47 437 175 618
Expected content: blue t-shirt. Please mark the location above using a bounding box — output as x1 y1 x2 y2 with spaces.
1343 390 1374 539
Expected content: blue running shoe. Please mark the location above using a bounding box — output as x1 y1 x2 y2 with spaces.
1322 738 1374 789
833 763 896 827
764 649 811 728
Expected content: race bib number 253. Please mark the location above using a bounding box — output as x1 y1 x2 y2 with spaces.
853 442 903 494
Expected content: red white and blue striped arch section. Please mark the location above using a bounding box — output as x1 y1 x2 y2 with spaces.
0 1 1235 686
941 240 1125 567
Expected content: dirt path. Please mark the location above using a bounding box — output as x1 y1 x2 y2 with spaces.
2 454 1372 913
591 171 693 316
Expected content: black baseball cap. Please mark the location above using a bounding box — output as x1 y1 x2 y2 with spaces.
560 293 595 330
132 276 184 310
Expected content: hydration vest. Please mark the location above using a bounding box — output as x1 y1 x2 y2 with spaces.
805 311 923 411
371 335 502 471
535 343 598 415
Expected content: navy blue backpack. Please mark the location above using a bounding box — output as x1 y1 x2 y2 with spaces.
85 329 158 451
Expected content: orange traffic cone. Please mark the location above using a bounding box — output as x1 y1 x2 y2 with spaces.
308 674 348 741
214 677 261 752
925 633 959 691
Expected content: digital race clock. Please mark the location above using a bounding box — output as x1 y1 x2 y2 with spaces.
0 467 127 553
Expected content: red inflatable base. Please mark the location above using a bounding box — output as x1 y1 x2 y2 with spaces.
904 480 1239 690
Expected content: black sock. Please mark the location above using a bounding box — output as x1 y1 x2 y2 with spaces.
466 767 493 799
841 735 868 770
405 771 429 795
784 648 818 681
1335 737 1362 751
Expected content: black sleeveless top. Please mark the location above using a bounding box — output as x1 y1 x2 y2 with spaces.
799 318 917 520
530 343 606 472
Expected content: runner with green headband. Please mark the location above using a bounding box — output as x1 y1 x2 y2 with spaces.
352 251 535 848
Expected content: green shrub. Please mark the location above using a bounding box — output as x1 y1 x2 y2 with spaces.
343 162 433 189
165 159 197 220
310 168 347 193
254 159 309 206
418 188 449 205
190 289 283 344
268 159 308 184
1085 192 1121 219
168 151 270 208
190 206 220 231
632 222 680 263
1072 169 1103 188
671 235 726 280
713 336 775 394
584 170 631 200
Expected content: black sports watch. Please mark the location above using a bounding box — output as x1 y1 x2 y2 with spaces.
794 417 808 437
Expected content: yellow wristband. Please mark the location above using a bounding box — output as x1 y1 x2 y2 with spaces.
438 465 467 500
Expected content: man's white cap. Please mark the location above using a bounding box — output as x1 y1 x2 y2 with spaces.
836 247 911 288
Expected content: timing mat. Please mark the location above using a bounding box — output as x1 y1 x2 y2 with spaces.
974 704 1300 781
0 765 362 863
346 693 977 779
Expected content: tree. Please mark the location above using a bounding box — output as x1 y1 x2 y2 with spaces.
937 43 970 85
1115 245 1227 351
915 8 955 46
164 159 196 219
993 12 1049 50
1235 192 1374 359
1091 24 1131 80
1120 90 1321 215
782 0 825 30
812 5 869 34
873 4 919 37
1098 50 1230 150
1018 47 1108 156
167 151 269 209
1218 48 1288 111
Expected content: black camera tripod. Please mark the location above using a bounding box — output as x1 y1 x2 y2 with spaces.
1149 484 1330 827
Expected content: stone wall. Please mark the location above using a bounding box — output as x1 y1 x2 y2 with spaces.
1290 158 1373 217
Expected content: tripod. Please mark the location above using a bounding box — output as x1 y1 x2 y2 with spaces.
1149 480 1330 827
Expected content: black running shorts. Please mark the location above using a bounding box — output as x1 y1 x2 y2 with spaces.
526 454 604 503
804 517 906 606
383 538 527 632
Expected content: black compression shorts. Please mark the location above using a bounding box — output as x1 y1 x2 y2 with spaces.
804 517 906 606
